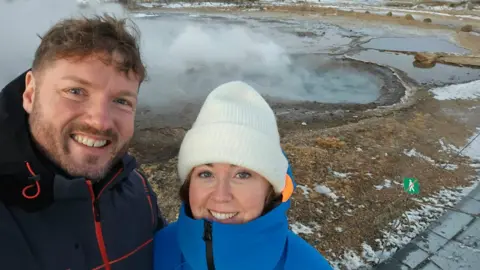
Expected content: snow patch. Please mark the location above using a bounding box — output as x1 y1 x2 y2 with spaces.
332 171 352 178
132 13 159 18
139 2 237 9
440 164 459 171
315 184 339 200
403 148 435 164
430 80 480 101
375 179 392 190
137 2 163 8
461 128 480 161
403 148 457 171
290 222 314 235
333 250 369 270
297 185 312 198
439 138 460 153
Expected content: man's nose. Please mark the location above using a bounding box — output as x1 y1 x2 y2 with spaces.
85 99 113 131
211 179 233 203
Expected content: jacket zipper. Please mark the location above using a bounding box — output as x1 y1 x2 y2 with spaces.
203 220 215 270
87 181 111 270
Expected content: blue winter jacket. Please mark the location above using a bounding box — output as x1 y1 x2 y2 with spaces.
153 160 333 270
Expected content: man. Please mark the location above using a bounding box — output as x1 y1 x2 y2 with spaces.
0 15 166 270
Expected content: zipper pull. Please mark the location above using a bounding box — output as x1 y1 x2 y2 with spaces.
203 220 215 270
93 199 101 222
203 220 212 241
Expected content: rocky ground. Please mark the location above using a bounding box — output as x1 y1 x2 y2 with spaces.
128 1 480 268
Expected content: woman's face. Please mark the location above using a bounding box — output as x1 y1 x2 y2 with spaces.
189 163 271 224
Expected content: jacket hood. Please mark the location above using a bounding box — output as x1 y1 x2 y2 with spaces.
0 70 137 211
176 158 297 269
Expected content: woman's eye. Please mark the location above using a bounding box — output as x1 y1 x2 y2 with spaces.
235 172 251 179
68 88 84 95
198 171 213 178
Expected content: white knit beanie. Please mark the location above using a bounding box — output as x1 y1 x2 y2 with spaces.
177 81 289 194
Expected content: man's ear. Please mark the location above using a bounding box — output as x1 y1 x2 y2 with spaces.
23 71 36 114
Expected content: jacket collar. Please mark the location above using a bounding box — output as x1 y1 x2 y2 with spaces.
177 201 290 269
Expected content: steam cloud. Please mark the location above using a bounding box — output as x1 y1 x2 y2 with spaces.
0 0 297 111
0 0 128 85
0 0 381 114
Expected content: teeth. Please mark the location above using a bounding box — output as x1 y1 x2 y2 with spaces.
73 135 107 148
210 211 238 220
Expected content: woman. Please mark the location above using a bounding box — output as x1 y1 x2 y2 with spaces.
153 81 333 270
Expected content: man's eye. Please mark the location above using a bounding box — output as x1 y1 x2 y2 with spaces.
114 98 130 106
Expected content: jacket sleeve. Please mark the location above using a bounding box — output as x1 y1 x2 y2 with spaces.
136 170 168 232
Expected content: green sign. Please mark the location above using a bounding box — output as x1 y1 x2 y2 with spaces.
404 177 419 195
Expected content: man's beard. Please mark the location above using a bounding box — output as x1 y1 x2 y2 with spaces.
28 99 130 181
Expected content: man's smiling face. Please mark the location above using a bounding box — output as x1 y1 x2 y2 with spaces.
23 55 140 180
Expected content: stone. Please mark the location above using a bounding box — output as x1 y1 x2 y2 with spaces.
415 232 449 253
457 197 480 215
415 53 437 64
470 185 480 201
461 25 473 32
431 240 480 269
430 211 474 240
420 262 442 270
401 246 430 268
455 218 480 248
414 53 437 68
404 14 414 20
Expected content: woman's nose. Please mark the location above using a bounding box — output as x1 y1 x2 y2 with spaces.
211 179 233 203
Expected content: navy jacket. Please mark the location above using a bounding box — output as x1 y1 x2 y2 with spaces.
0 71 166 270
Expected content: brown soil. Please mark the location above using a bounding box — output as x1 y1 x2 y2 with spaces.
456 32 480 53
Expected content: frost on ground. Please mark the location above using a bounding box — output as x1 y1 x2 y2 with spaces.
439 138 461 153
332 170 352 178
290 221 314 235
374 179 392 190
297 184 312 198
430 80 480 161
138 2 236 9
460 127 480 161
315 184 339 200
403 148 458 171
331 180 480 269
430 80 480 101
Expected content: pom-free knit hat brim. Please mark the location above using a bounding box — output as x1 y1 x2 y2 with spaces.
178 122 288 194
